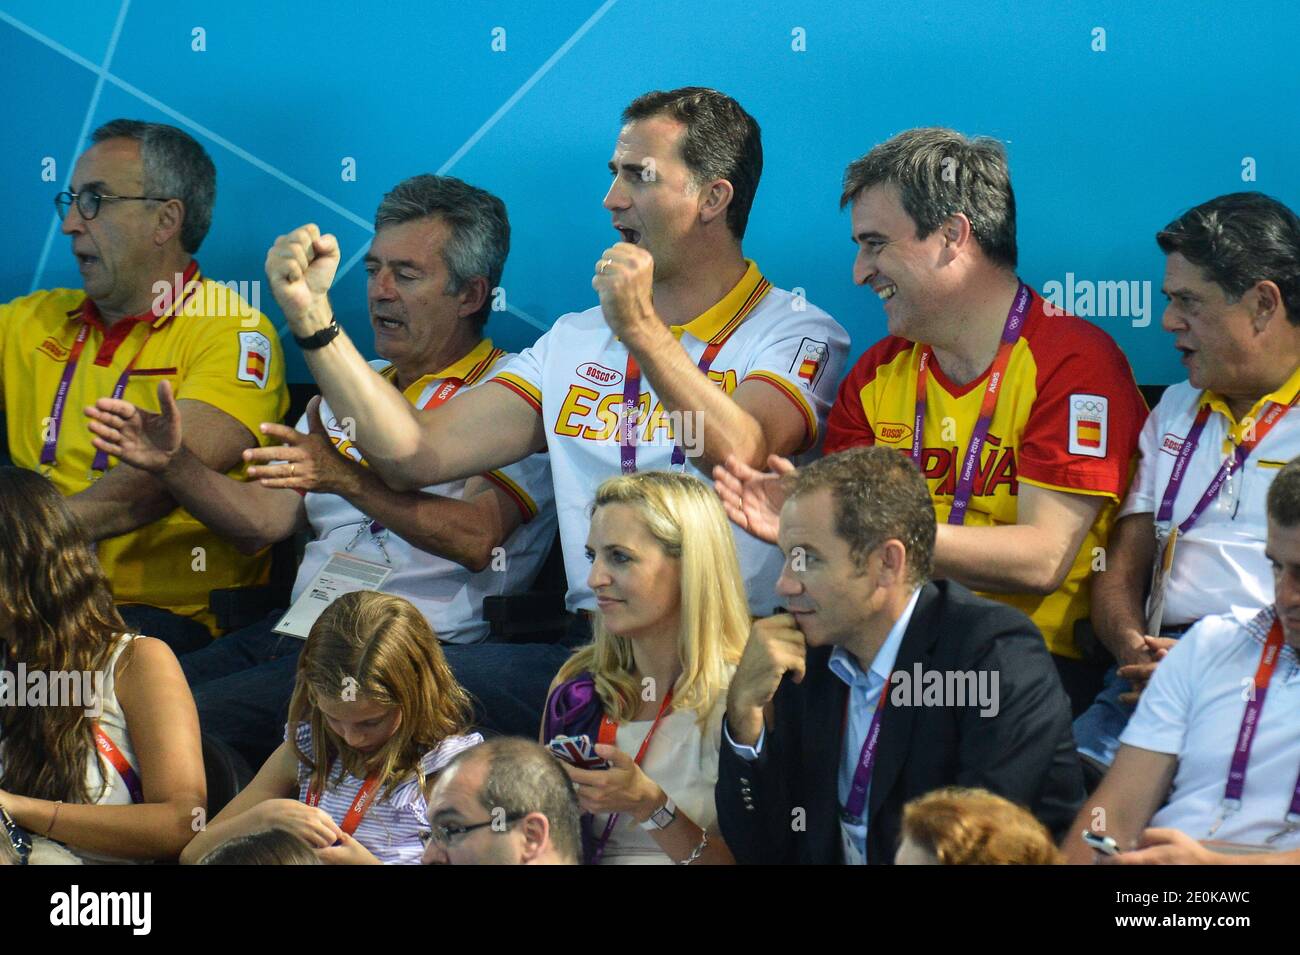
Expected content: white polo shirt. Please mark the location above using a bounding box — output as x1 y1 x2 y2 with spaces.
490 261 848 614
1120 606 1300 848
1121 367 1300 626
293 343 556 644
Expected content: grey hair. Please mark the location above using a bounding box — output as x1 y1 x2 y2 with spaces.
373 175 510 330
841 127 1018 270
91 119 216 254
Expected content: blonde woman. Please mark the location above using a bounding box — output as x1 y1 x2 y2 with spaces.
542 472 747 864
181 591 481 864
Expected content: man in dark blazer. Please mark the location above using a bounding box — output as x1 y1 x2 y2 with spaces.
716 446 1084 864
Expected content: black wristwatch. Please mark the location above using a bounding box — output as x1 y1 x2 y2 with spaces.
294 320 342 351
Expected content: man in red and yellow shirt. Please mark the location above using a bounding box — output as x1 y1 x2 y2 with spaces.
0 120 287 650
718 128 1146 712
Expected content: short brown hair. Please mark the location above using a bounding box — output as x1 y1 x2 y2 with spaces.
901 787 1062 865
785 446 936 585
840 127 1017 269
622 87 762 241
1267 458 1300 526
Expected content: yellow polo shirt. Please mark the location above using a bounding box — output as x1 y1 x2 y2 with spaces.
0 263 289 634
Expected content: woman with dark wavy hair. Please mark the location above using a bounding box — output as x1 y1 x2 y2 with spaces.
0 467 205 863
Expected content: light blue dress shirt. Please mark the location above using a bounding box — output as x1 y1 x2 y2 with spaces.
725 587 922 863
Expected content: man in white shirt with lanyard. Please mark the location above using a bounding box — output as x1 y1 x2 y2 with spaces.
87 175 555 764
1075 192 1300 773
1067 458 1300 864
260 88 848 736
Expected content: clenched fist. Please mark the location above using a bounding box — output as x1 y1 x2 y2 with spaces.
266 224 341 336
726 614 808 747
593 242 657 342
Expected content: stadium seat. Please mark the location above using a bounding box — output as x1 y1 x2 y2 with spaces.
201 732 254 818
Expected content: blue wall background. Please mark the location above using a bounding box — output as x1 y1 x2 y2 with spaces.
4 0 1298 386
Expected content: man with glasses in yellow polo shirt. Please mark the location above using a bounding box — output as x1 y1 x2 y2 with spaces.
0 119 288 653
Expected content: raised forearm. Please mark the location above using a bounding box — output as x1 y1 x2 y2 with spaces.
627 322 767 472
295 315 429 483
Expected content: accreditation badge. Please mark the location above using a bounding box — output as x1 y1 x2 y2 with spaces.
1145 525 1178 636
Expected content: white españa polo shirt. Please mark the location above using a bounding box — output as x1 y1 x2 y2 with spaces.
1121 367 1300 627
294 346 555 644
491 261 848 614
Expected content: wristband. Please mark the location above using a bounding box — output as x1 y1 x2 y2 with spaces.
640 795 677 831
294 320 342 351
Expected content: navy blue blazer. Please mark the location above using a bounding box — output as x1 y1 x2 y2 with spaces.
716 579 1085 864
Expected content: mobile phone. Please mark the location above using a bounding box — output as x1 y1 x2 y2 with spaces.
548 734 611 770
1081 830 1120 856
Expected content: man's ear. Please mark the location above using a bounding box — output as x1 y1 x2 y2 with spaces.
1251 279 1284 332
936 212 973 261
517 812 551 864
457 275 490 320
698 179 735 227
877 539 909 588
154 198 186 248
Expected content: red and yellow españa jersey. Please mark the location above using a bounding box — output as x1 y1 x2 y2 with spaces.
825 289 1146 658
0 263 289 633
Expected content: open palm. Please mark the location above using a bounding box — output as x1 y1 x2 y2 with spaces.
712 454 795 545
85 380 183 474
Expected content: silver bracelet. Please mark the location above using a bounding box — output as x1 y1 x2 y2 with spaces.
677 829 709 865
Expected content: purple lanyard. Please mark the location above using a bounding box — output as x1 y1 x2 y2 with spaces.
618 343 728 474
911 282 1030 525
841 678 892 821
1157 398 1294 533
616 279 771 475
40 322 155 473
39 324 91 467
1223 619 1300 824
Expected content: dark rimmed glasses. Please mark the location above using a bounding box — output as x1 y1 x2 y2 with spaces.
421 813 525 849
54 189 170 221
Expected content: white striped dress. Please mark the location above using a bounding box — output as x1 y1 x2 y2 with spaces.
291 723 483 864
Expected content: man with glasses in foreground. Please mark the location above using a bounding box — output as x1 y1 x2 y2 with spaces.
0 119 287 653
422 738 582 865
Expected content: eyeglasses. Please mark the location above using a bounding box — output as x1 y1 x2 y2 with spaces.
54 189 170 221
421 813 525 848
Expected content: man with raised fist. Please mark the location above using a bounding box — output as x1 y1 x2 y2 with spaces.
262 88 848 736
87 175 555 766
